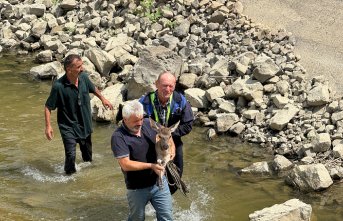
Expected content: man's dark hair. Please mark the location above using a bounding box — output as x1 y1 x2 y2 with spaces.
63 54 81 71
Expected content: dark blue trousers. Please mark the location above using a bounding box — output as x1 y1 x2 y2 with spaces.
62 135 92 174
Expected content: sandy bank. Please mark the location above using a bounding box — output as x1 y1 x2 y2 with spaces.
241 0 343 96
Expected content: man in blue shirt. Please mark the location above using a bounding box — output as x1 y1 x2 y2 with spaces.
139 72 194 194
111 100 173 221
44 54 112 175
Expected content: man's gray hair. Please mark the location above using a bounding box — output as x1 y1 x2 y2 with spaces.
122 100 143 119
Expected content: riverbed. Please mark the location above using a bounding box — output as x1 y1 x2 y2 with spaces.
0 53 342 220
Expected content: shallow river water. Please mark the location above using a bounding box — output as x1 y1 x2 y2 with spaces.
0 54 342 220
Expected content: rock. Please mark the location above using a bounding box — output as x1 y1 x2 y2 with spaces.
173 19 190 38
231 76 264 102
31 19 47 38
252 55 280 83
216 113 239 132
229 122 245 135
271 155 293 172
307 83 330 106
35 50 53 63
126 46 183 99
269 104 299 131
312 133 331 153
333 144 343 158
105 33 131 52
60 0 78 11
242 110 260 120
28 4 46 17
331 111 343 124
206 128 217 140
205 86 225 102
185 88 209 109
84 48 116 77
91 83 125 122
329 166 343 180
249 198 312 221
179 73 197 89
159 35 180 50
271 94 289 108
218 100 236 113
285 164 333 191
29 61 64 80
209 58 229 80
240 161 271 175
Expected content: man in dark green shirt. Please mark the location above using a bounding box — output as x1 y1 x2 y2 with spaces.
44 54 113 175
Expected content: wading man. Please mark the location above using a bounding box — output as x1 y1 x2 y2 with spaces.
139 71 194 194
111 100 173 221
44 54 113 175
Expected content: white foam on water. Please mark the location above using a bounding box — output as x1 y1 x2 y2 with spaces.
75 161 92 171
21 166 75 183
145 183 212 221
21 161 93 183
174 185 213 221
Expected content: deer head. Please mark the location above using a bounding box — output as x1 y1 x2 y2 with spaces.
150 118 179 150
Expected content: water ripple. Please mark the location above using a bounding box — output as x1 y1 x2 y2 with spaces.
21 166 75 183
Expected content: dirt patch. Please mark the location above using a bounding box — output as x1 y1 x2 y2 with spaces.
241 0 343 97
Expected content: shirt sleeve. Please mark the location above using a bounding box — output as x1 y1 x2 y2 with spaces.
81 72 96 93
111 131 129 159
45 83 59 110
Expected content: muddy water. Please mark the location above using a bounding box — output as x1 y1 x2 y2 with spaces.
0 54 342 220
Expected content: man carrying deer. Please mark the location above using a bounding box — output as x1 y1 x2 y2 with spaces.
111 100 173 221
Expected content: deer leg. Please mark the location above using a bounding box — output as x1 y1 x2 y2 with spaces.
157 159 164 190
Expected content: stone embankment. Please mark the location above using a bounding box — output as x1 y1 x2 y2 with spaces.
1 0 342 218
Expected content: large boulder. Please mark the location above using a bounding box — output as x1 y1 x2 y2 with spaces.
285 164 333 192
184 88 209 109
84 48 116 77
249 199 312 221
126 46 183 99
29 61 64 80
91 83 125 122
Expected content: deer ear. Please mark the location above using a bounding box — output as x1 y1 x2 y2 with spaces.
169 121 180 133
149 117 160 131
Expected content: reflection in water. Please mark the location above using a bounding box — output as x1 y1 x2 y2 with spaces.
0 54 342 220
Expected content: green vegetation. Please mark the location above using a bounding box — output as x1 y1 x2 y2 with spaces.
64 26 75 35
165 20 176 29
52 0 61 5
138 0 162 23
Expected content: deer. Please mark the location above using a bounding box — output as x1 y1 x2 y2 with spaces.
150 118 180 190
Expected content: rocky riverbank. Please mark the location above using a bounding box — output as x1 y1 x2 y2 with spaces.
0 0 342 219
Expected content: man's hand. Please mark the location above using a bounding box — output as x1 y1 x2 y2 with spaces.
94 88 113 110
45 126 54 140
151 163 165 176
44 107 53 140
102 98 113 110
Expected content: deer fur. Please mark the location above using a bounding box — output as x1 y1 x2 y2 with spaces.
150 118 180 189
